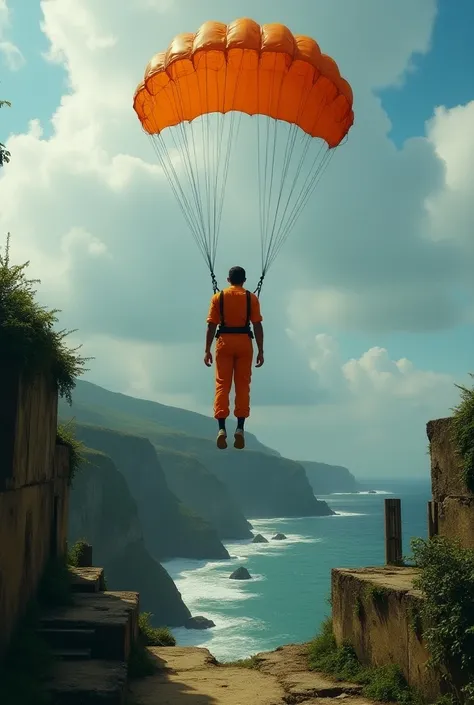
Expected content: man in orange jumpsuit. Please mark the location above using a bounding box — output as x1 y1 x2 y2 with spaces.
204 266 264 450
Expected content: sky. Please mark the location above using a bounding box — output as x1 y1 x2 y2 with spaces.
1 0 473 479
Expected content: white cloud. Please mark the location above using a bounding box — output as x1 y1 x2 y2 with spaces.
0 0 25 70
0 0 470 474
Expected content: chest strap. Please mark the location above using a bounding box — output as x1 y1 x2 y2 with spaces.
215 290 254 339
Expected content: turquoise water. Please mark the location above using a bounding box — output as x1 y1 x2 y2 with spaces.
163 479 430 661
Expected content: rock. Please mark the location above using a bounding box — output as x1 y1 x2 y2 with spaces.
229 567 252 580
271 533 287 541
185 616 216 630
252 534 269 544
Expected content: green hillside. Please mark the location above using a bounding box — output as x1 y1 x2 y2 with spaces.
71 380 278 454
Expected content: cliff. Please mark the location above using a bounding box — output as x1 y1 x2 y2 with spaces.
72 425 230 561
155 446 252 540
299 461 359 494
200 451 335 518
59 384 332 519
69 448 191 626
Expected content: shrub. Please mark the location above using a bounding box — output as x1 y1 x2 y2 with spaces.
411 536 474 701
0 233 89 403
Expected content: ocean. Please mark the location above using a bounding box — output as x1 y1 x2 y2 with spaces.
163 478 431 662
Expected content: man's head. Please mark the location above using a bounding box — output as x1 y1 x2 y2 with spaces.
227 266 246 286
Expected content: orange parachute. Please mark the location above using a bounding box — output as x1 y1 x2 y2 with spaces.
134 18 354 294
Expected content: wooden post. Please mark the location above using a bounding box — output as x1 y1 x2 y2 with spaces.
428 501 439 539
384 498 402 565
77 543 93 567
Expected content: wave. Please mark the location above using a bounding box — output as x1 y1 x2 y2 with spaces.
163 559 263 610
171 613 267 661
329 490 392 496
332 511 367 517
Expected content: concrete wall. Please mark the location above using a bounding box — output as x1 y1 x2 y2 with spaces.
0 370 70 657
427 417 474 549
332 567 444 703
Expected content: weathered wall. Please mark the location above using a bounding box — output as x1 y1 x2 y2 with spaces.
0 371 70 657
427 417 474 549
332 567 444 703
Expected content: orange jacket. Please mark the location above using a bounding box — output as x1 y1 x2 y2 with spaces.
207 285 263 328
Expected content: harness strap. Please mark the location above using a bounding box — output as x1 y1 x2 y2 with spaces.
216 289 253 339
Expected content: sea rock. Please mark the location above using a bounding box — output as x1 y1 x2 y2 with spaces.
272 533 287 541
229 567 252 580
185 616 216 630
252 534 269 544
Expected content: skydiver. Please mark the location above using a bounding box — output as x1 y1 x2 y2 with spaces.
204 266 264 450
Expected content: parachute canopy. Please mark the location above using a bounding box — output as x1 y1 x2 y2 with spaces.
133 18 354 293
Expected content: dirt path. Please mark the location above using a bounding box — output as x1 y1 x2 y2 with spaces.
129 643 374 705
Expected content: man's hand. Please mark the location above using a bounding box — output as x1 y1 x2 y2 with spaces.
256 350 264 368
204 351 213 367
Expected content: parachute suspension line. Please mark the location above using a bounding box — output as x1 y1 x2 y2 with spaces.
276 146 335 258
256 53 283 289
148 56 244 277
255 65 337 282
149 136 205 258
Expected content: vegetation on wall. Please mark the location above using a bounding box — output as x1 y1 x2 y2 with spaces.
0 233 90 403
451 373 474 492
412 536 474 702
56 421 86 483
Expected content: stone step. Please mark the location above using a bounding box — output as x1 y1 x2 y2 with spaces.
40 591 139 661
51 648 92 661
69 566 105 593
38 627 95 650
45 659 127 705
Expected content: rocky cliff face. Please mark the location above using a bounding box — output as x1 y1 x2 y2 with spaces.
155 446 252 540
300 461 359 495
60 381 334 520
69 448 191 626
74 425 230 561
201 451 334 518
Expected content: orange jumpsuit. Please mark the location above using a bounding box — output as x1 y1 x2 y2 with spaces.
207 285 263 420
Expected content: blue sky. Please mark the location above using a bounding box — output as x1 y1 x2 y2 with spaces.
1 0 473 473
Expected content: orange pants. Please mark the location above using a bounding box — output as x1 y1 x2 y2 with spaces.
214 335 253 419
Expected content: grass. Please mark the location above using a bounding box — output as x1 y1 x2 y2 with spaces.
222 655 261 669
0 232 89 403
128 612 176 680
308 618 423 704
451 373 474 492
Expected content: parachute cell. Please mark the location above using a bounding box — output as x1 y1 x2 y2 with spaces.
133 18 354 293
